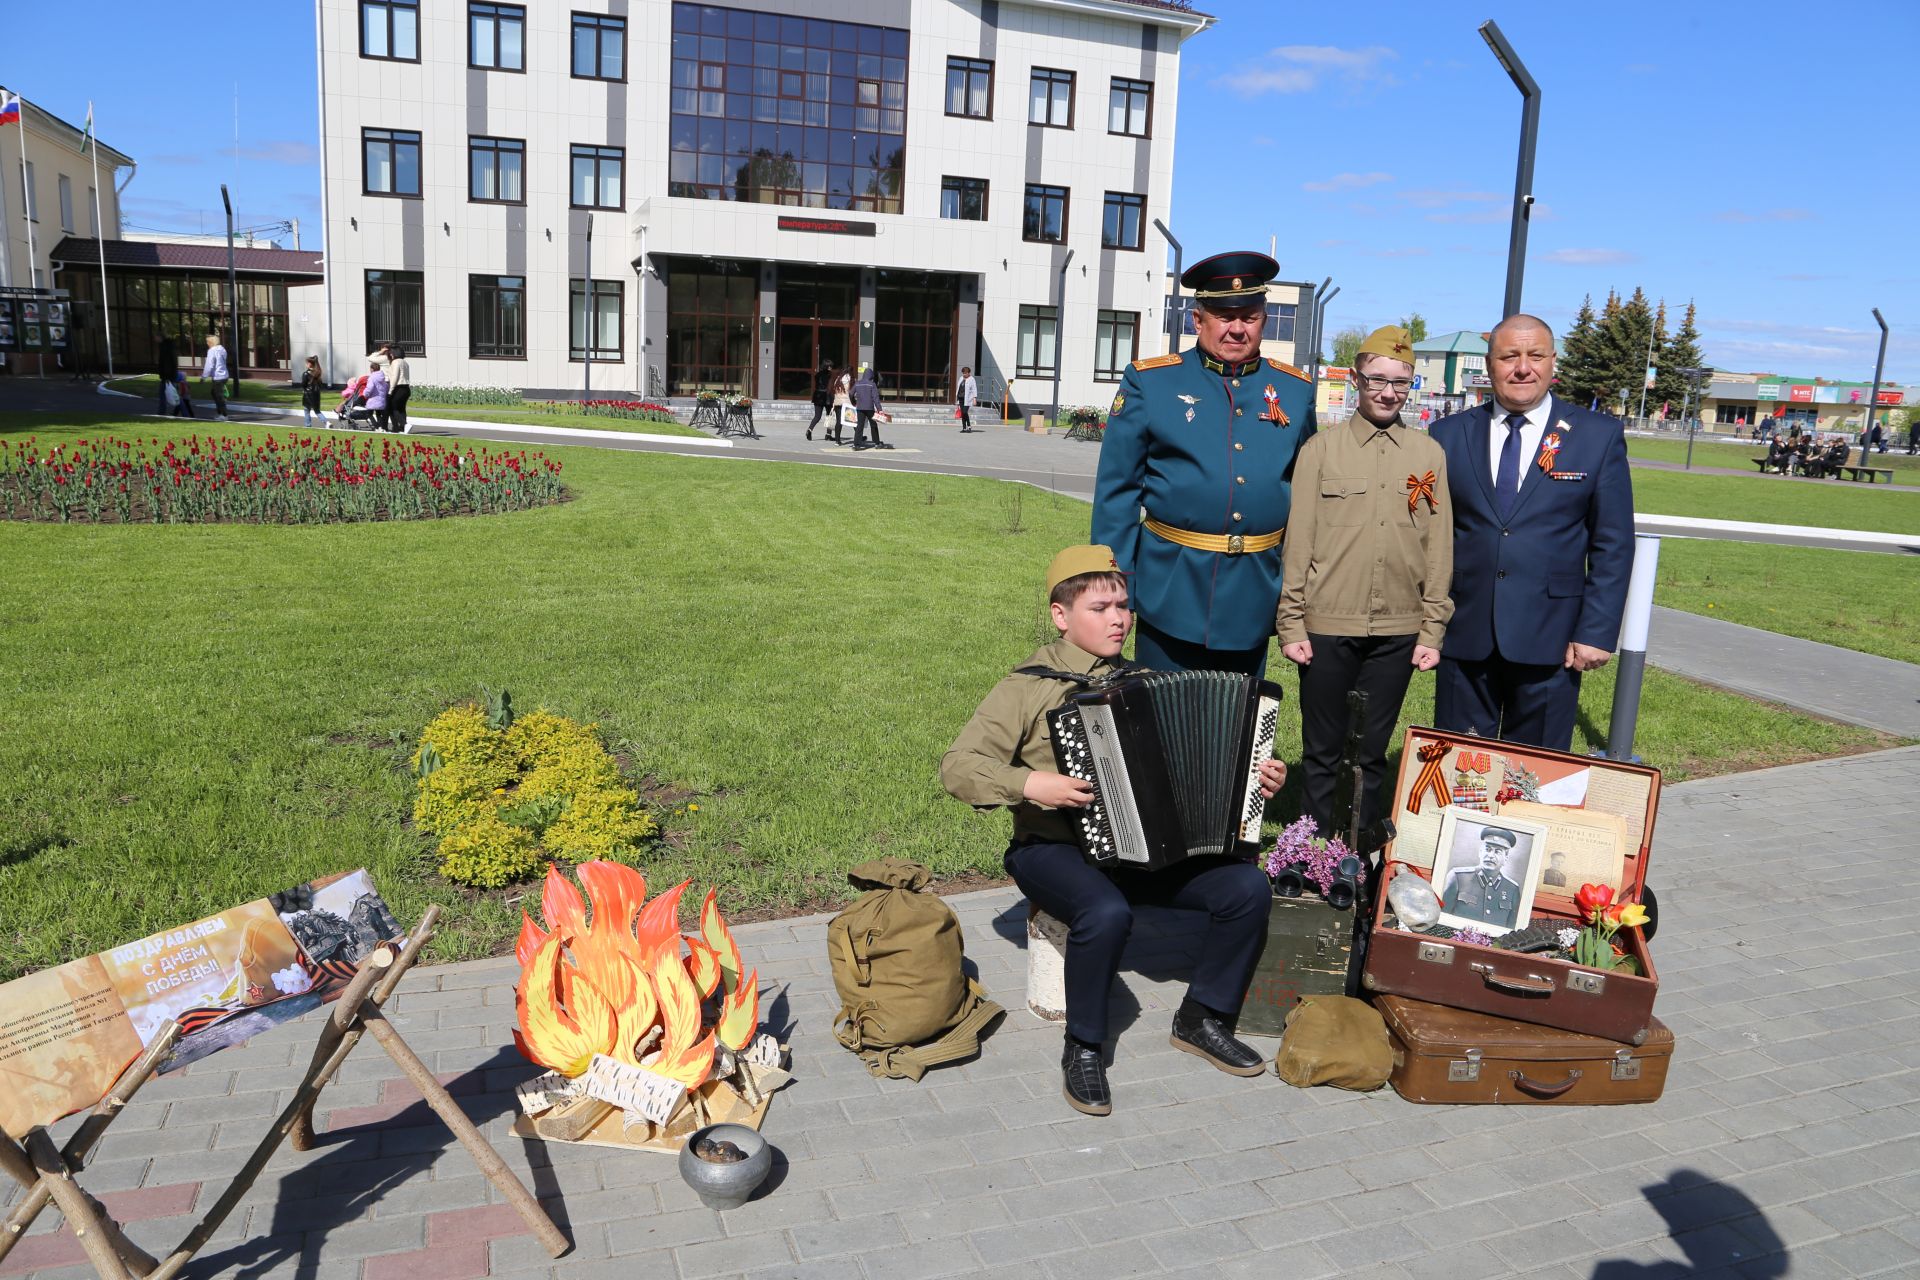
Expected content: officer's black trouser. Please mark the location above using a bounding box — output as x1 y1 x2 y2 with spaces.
1434 649 1580 753
1297 631 1417 836
1003 841 1269 1046
1133 616 1269 679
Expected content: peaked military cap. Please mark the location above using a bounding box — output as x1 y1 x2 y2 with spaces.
1479 827 1519 850
1182 250 1279 307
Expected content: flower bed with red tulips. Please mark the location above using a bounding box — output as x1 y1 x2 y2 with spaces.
0 434 567 525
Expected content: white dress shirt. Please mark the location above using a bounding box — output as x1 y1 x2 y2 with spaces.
1487 395 1556 488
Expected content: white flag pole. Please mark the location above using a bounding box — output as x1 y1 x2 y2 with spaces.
14 95 36 290
87 102 113 376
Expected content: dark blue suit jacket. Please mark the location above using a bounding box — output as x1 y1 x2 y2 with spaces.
1428 396 1634 665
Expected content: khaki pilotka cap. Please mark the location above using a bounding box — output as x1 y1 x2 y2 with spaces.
1356 325 1416 367
1045 544 1123 596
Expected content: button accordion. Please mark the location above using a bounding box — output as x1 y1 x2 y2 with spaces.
1047 670 1282 870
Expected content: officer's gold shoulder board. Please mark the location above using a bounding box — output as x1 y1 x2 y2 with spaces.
1266 359 1311 383
1132 352 1184 372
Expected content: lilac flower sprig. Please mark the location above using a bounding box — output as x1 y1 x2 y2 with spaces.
1263 816 1363 897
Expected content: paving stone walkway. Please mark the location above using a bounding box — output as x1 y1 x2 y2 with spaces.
7 746 1917 1280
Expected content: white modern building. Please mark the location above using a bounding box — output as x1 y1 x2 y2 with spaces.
314 0 1213 407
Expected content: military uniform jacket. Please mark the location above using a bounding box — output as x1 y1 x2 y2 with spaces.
1444 869 1521 926
1276 415 1455 649
1092 349 1315 651
940 638 1123 845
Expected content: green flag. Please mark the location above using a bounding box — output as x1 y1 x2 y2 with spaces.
80 102 93 156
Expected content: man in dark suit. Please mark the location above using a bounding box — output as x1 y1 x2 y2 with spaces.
1444 827 1523 928
1428 315 1634 750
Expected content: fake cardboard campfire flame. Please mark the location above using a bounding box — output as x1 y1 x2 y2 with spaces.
511 862 773 1147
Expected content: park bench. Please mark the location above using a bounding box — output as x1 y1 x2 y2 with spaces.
1750 456 1776 473
1839 465 1895 483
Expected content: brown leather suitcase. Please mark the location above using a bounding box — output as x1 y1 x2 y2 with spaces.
1379 995 1672 1105
1361 727 1662 1045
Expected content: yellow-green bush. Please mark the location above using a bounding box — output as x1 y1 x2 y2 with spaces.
412 701 660 886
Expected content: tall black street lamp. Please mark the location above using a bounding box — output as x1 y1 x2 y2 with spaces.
1049 248 1074 428
220 184 240 394
1861 308 1889 470
582 212 594 403
1479 20 1539 320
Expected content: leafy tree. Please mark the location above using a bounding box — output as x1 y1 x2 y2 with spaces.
1399 312 1429 343
1331 326 1367 368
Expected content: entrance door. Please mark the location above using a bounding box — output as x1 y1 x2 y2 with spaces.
777 320 855 399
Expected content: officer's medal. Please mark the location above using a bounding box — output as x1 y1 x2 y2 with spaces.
1178 393 1199 423
1261 384 1289 425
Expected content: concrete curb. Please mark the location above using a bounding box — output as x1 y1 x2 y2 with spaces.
1636 513 1917 547
138 401 733 450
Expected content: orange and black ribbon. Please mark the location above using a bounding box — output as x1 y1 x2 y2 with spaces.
1405 470 1437 515
1536 431 1562 474
1406 741 1451 814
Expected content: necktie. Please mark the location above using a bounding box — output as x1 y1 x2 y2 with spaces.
1494 412 1525 522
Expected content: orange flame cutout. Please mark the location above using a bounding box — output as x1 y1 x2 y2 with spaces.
514 910 550 970
610 953 658 1065
514 935 617 1077
648 949 716 1087
577 861 647 948
716 968 759 1052
540 864 588 942
684 936 722 1000
635 880 691 967
700 888 744 995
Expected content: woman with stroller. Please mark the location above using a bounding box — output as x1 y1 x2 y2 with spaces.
363 359 391 431
300 357 327 428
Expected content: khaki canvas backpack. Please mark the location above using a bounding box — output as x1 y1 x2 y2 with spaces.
827 859 1003 1081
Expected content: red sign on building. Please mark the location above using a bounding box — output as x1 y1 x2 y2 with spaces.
1788 385 1814 402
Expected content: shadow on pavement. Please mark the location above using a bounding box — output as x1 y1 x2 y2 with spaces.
1590 1168 1786 1278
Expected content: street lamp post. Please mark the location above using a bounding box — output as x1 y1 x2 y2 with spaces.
1862 308 1889 470
582 212 593 403
1312 286 1339 385
1305 277 1331 380
1152 218 1181 353
1049 248 1074 428
1678 366 1711 470
1479 20 1540 320
219 184 240 395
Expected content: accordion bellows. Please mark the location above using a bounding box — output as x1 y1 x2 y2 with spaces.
1048 670 1282 870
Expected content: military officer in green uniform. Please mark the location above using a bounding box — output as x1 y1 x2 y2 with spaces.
1443 827 1523 928
1092 251 1316 675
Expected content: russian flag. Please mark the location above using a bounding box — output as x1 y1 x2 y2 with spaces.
0 95 21 127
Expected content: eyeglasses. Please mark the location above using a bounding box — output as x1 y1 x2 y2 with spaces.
1355 373 1414 393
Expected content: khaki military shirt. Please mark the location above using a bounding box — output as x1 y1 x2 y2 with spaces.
941 637 1123 844
1276 415 1454 648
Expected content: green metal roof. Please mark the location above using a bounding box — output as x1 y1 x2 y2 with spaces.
1413 331 1487 354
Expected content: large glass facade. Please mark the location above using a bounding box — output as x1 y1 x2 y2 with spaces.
57 270 294 375
875 272 957 402
666 258 756 395
668 2 908 213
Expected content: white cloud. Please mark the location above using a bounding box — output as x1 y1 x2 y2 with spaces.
1217 45 1398 96
1302 171 1393 193
1539 248 1640 266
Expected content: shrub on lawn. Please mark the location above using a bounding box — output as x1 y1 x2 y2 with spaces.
411 385 524 406
412 701 659 887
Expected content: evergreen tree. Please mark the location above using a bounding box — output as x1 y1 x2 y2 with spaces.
1556 294 1603 408
1659 301 1710 423
1646 300 1685 417
1597 288 1656 420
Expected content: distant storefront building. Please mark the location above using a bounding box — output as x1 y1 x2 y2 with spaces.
1698 371 1909 436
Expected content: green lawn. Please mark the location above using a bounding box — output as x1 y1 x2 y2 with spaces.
1653 539 1919 663
1629 468 1920 536
103 375 704 438
1628 433 1920 485
0 412 1895 980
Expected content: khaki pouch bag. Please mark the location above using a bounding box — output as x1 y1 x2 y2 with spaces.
827 859 1003 1081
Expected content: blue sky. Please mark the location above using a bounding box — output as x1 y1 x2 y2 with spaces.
10 0 1914 382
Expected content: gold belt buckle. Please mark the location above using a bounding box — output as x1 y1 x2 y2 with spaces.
1227 533 1245 554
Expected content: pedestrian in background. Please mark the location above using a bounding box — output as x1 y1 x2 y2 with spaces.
202 333 230 420
830 363 853 443
850 363 888 451
387 345 412 433
300 356 326 427
807 360 835 441
957 365 979 433
363 359 391 431
155 334 178 415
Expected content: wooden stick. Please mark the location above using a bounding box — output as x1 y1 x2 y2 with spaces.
145 951 393 1280
23 1129 131 1280
0 1023 184 1266
359 1006 568 1258
289 907 440 1152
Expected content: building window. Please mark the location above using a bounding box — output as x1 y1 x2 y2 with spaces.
666 258 755 395
1109 77 1151 137
1095 311 1138 382
365 270 424 350
1028 68 1074 128
58 175 73 232
940 176 987 221
570 144 624 209
363 128 422 197
875 270 958 402
570 279 623 361
469 137 525 203
1102 191 1145 251
80 273 294 373
469 275 525 358
360 0 419 61
668 3 909 214
469 3 524 71
1017 305 1058 378
1715 403 1758 426
1264 302 1297 343
1023 184 1068 243
946 56 992 118
573 12 626 80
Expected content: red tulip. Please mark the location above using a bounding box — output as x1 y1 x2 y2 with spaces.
1575 883 1614 919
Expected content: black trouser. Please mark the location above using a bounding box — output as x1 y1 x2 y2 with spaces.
390 384 410 431
807 394 830 431
1133 616 1269 679
959 404 973 430
854 408 876 446
208 379 228 417
1003 841 1270 1046
1435 650 1580 752
1297 632 1417 836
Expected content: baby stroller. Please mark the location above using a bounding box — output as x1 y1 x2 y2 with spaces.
335 375 383 430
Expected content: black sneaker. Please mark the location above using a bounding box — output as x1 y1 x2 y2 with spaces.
1062 1041 1111 1116
1170 1008 1266 1077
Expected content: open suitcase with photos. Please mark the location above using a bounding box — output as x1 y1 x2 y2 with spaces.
1360 727 1662 1046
